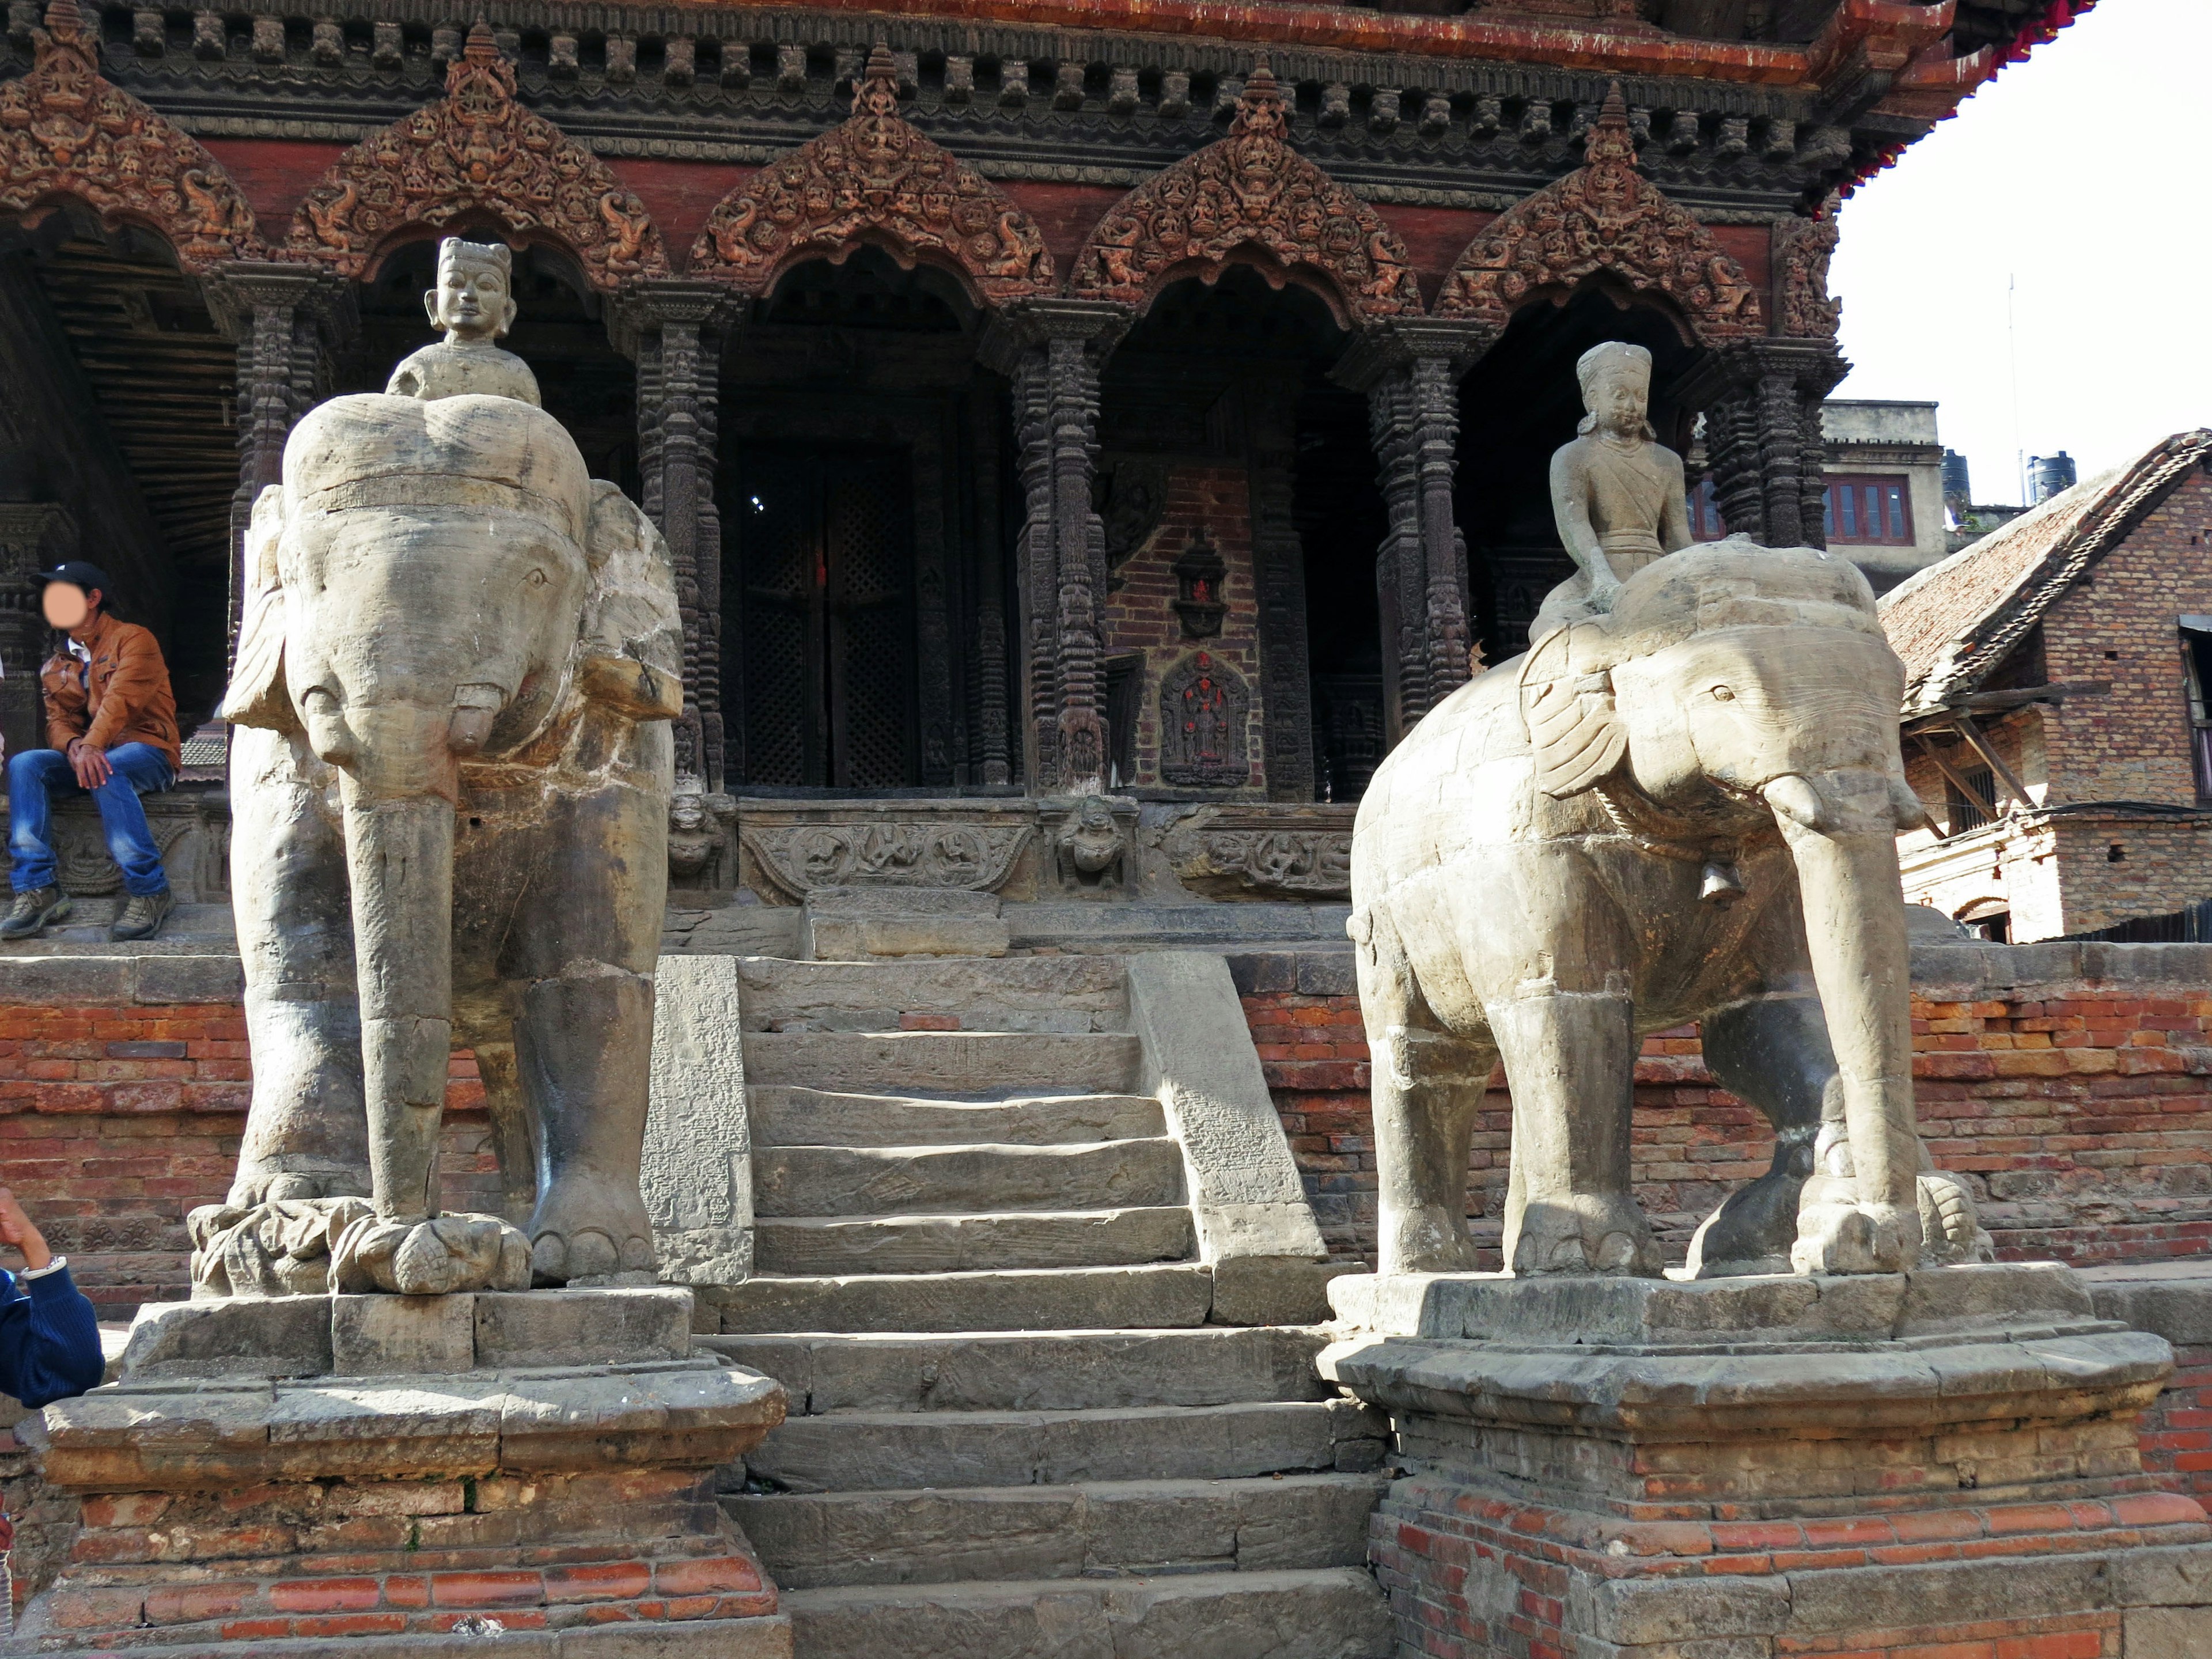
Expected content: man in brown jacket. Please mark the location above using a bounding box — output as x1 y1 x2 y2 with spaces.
3 563 181 942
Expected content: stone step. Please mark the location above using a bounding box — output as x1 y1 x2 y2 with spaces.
739 955 1127 1030
741 1031 1141 1093
704 1326 1332 1414
746 1399 1387 1493
732 1472 1388 1589
749 1087 1167 1149
754 1139 1185 1219
781 1566 1393 1659
755 1207 1195 1276
706 1264 1217 1336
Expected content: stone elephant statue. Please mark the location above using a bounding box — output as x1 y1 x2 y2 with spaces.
1349 539 1989 1279
207 388 683 1291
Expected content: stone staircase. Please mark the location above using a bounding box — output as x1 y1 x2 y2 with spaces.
701 953 1393 1658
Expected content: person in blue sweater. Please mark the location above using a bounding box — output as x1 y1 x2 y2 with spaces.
0 1187 103 1408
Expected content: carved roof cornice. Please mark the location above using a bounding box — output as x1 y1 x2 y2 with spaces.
0 0 262 271
283 21 669 290
690 43 1052 306
1069 65 1423 325
1434 82 1763 344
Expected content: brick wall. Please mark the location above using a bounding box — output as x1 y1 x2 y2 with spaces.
1238 942 2212 1272
2137 1342 2212 1502
1099 461 1267 792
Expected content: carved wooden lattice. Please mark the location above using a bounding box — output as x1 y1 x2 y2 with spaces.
1069 65 1422 322
0 0 262 271
286 22 668 289
1435 84 1762 343
691 44 1052 304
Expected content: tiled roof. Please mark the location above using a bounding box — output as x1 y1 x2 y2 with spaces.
1878 430 2212 718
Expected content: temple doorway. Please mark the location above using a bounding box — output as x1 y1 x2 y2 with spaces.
729 445 919 790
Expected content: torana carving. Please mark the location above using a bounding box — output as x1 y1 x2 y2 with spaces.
286 22 668 290
1159 650 1252 789
1435 83 1762 343
1071 65 1422 322
692 44 1052 304
0 0 262 271
1774 207 1842 340
742 821 1032 897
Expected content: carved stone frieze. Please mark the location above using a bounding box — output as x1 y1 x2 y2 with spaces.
285 21 669 289
1158 650 1251 790
741 820 1033 897
691 43 1052 304
49 789 229 902
1773 206 1842 340
1435 82 1762 343
1069 65 1422 322
1161 804 1355 900
0 0 262 271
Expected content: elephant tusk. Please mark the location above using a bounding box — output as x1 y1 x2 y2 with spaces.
1763 774 1828 832
1889 774 1937 834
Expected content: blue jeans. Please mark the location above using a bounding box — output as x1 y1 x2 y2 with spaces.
8 744 173 896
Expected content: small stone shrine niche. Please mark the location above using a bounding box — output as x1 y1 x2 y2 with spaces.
1171 527 1227 639
1160 650 1250 789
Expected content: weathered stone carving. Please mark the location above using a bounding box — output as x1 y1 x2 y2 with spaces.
1159 650 1252 789
1531 340 1691 643
1435 83 1762 342
286 23 668 289
1070 65 1422 321
0 0 262 271
1349 540 1988 1279
667 775 737 887
692 43 1052 303
1050 794 1132 889
1773 206 1843 339
741 821 1031 898
1164 805 1355 899
203 238 683 1297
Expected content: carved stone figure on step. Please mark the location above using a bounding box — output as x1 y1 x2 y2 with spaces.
192 237 684 1297
1529 340 1692 645
1349 539 1990 1280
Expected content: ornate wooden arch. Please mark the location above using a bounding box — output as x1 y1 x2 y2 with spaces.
0 0 262 271
286 22 668 290
1435 85 1762 343
690 45 1052 304
1069 66 1422 324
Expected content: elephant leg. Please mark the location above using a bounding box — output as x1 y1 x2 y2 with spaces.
1687 993 1831 1278
1354 904 1492 1275
1487 989 1661 1277
473 1040 537 1229
226 725 368 1205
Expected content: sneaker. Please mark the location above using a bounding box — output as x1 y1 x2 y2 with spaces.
109 888 175 942
0 887 71 941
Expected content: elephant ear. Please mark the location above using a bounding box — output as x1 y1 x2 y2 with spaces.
1519 624 1625 798
218 484 300 733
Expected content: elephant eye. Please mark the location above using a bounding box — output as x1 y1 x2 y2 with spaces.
1709 685 1735 702
527 569 548 586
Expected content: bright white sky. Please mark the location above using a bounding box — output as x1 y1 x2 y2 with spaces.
1831 0 2212 507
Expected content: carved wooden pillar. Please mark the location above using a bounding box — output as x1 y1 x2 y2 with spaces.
979 299 1129 796
1243 360 1315 802
619 282 737 790
0 503 70 759
967 385 1012 787
1333 319 1489 747
1680 339 1847 550
203 263 355 672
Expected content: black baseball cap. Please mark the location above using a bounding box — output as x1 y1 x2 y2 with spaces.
39 562 112 599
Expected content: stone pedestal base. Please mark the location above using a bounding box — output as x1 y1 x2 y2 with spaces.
801 885 1010 959
7 1288 789 1656
1320 1264 2212 1659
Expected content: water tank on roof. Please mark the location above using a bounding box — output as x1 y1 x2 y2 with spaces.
1941 449 1971 505
2030 452 2077 504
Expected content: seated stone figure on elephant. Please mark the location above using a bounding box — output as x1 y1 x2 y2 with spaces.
1348 534 1991 1280
189 238 684 1298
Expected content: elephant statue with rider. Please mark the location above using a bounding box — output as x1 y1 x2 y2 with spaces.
188 238 683 1298
1349 534 1990 1280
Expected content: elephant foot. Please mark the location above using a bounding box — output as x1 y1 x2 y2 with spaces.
1378 1203 1483 1276
227 1164 372 1209
1789 1171 1917 1275
331 1211 532 1295
1510 1193 1663 1278
528 1175 656 1287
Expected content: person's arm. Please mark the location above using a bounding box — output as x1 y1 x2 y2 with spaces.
1549 448 1620 608
1660 452 1694 555
0 1190 102 1408
82 627 168 754
41 657 88 755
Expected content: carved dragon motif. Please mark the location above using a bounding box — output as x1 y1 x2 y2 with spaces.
285 22 668 289
1435 82 1763 343
690 43 1053 304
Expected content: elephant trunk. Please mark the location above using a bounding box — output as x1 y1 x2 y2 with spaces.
1764 769 1923 1264
339 706 459 1224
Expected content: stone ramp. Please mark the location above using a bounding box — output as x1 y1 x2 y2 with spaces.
716 952 1391 1658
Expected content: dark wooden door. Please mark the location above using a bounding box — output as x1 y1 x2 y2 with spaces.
733 447 918 789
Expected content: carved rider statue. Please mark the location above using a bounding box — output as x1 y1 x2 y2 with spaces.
386 237 540 406
1530 340 1692 645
